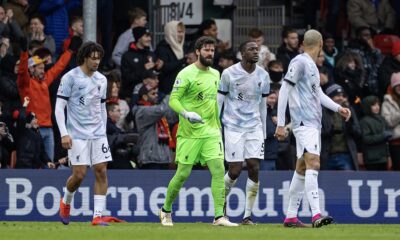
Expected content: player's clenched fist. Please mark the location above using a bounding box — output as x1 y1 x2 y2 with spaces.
61 135 72 149
181 110 204 123
274 126 286 141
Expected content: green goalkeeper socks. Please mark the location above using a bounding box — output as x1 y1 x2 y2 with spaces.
163 163 193 212
207 158 225 218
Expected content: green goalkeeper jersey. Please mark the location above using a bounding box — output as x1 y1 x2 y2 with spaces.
169 63 221 139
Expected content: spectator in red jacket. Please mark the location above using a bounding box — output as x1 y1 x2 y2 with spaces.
16 36 81 162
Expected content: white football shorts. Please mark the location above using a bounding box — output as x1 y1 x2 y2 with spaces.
68 137 112 166
224 128 264 162
292 126 321 159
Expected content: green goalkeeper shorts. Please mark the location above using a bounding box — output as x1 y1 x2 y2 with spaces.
175 136 224 165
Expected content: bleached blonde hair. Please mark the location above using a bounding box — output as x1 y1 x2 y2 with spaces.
303 29 322 48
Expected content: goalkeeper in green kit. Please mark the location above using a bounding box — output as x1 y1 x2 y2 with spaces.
158 36 238 227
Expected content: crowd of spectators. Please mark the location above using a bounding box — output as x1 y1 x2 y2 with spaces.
0 0 399 171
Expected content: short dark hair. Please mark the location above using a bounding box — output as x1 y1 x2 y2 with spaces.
106 102 119 114
356 26 374 38
194 36 216 51
30 13 46 26
249 28 263 38
281 26 297 39
69 15 83 26
76 42 104 66
33 47 51 59
268 60 283 69
128 7 147 25
198 19 216 35
239 41 256 54
28 40 43 51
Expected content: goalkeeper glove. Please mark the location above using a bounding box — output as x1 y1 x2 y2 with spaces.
181 110 204 123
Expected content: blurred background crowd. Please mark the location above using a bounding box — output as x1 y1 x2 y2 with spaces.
0 0 399 171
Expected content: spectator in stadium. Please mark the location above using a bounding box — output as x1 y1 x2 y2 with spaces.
155 20 187 94
0 54 20 128
62 16 83 52
186 49 197 65
335 51 366 114
217 50 236 74
267 60 284 88
131 69 160 106
106 102 139 169
381 72 400 170
38 0 81 54
347 0 396 36
15 96 55 169
378 41 400 97
316 50 334 86
106 73 131 131
0 101 14 168
263 91 278 170
322 33 339 69
236 28 276 69
347 27 382 97
17 36 81 162
28 14 56 55
112 7 147 68
27 39 44 56
120 26 162 100
4 0 29 31
276 26 299 73
360 95 391 170
196 19 229 54
0 7 24 49
321 84 361 170
135 87 174 169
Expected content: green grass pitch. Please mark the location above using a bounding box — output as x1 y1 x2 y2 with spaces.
1 222 399 240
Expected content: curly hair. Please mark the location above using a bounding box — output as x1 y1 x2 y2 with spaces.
76 41 104 66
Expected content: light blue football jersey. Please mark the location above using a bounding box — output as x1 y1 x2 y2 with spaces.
57 67 107 139
219 63 270 132
284 53 322 129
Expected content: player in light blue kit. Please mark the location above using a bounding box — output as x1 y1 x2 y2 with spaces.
275 30 351 228
218 41 270 225
56 42 115 226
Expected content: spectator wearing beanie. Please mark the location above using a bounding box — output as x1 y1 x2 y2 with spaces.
378 40 400 97
120 27 163 100
381 72 400 170
321 84 362 170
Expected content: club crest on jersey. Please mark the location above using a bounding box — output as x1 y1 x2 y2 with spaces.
311 84 317 94
175 78 182 86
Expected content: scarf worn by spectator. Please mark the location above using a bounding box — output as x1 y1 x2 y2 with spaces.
137 99 175 149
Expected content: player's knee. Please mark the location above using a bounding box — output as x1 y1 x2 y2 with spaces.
248 164 260 175
175 171 190 183
94 167 107 180
228 169 241 180
73 171 86 182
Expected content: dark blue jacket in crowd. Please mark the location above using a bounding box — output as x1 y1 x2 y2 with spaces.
39 0 81 54
265 107 278 161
